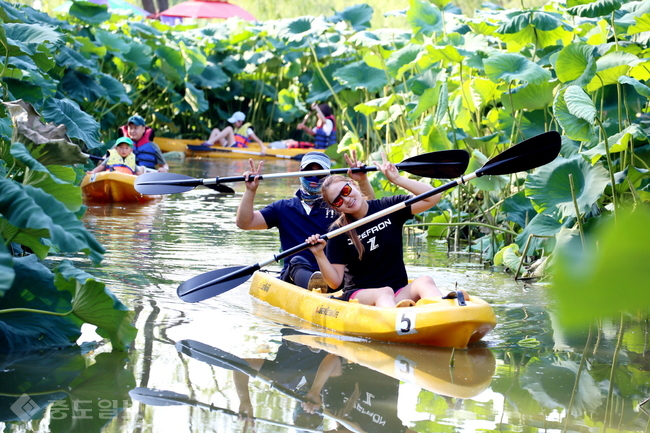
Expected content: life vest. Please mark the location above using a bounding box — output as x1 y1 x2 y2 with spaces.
120 125 158 169
313 115 337 149
232 122 252 148
105 149 137 175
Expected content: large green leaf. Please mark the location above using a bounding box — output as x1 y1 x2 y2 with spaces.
332 4 373 31
0 179 105 263
306 63 345 103
554 42 597 86
156 45 185 84
628 12 650 35
407 0 443 37
99 73 132 104
68 1 111 24
41 98 103 150
564 85 596 124
502 191 537 228
0 238 14 296
484 52 552 85
619 75 650 99
566 0 622 18
191 64 229 89
54 260 136 351
61 70 104 103
553 87 596 142
586 52 638 93
502 80 558 111
0 23 61 57
469 149 509 191
354 95 397 116
514 212 561 253
0 255 82 350
386 44 425 80
333 61 388 93
0 219 51 260
525 155 609 218
552 208 650 327
582 124 647 163
184 82 209 113
56 45 98 73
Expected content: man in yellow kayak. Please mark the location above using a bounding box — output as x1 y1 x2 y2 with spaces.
201 111 268 155
237 151 374 291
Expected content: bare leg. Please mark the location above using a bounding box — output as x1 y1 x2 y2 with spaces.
205 126 235 146
395 276 441 303
353 286 397 308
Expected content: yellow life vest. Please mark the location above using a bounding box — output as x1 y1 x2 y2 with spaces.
105 150 137 175
233 122 252 147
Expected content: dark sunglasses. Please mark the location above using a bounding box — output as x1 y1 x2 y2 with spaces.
331 183 353 208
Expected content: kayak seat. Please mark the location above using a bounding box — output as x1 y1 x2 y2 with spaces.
442 290 470 306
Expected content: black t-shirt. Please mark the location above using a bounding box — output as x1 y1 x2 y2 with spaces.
323 363 406 433
326 195 413 292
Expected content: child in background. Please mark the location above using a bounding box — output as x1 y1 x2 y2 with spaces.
87 137 144 175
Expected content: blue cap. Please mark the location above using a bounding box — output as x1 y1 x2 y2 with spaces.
300 152 331 170
127 115 146 126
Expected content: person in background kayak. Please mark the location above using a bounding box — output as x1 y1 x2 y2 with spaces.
121 115 169 173
269 102 337 150
201 111 268 154
306 153 444 308
87 137 144 175
237 151 374 292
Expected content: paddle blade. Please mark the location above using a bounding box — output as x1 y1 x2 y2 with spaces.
135 172 200 195
204 183 236 194
477 131 561 177
177 265 258 303
129 387 189 407
398 149 470 178
176 339 257 376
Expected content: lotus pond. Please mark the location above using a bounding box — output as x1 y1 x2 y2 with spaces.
1 156 648 433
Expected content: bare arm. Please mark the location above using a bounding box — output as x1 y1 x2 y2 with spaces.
302 354 342 414
377 153 440 214
248 130 267 154
236 159 270 230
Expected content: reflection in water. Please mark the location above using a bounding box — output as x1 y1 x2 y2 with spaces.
3 157 650 432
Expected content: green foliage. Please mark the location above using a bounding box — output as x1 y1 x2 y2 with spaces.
552 208 650 327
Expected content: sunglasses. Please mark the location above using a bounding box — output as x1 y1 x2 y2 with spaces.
331 183 353 208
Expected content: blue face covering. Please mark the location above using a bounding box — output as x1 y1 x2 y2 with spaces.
300 176 323 205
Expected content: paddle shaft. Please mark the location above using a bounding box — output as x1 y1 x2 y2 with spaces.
130 387 322 432
136 162 455 188
188 146 301 160
182 172 476 297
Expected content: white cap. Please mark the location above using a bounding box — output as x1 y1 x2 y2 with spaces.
227 111 246 123
300 151 331 170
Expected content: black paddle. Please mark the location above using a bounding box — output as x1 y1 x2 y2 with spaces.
187 144 306 160
175 339 366 433
134 149 471 195
129 386 321 431
176 131 561 303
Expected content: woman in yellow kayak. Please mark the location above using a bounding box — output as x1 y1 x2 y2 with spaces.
306 153 443 308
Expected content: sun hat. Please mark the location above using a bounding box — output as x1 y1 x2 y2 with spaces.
300 151 331 170
115 137 134 147
127 115 146 126
227 111 246 123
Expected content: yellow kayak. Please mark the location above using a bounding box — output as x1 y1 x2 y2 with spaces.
155 137 324 160
249 271 497 348
81 171 160 203
284 334 496 398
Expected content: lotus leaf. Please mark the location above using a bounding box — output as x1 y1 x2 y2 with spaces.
554 43 597 86
385 44 425 80
567 0 622 18
552 208 650 327
54 260 136 351
493 243 520 271
502 190 537 228
525 155 609 219
61 70 105 103
0 178 105 263
40 98 102 151
468 149 509 191
1 23 61 57
56 45 98 73
619 75 650 99
553 87 595 142
485 52 552 86
332 4 373 31
333 61 388 93
98 73 132 104
586 52 637 92
501 80 558 112
68 1 110 25
628 12 650 35
514 213 561 253
407 0 443 37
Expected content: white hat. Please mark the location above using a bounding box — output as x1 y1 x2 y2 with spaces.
227 111 246 123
